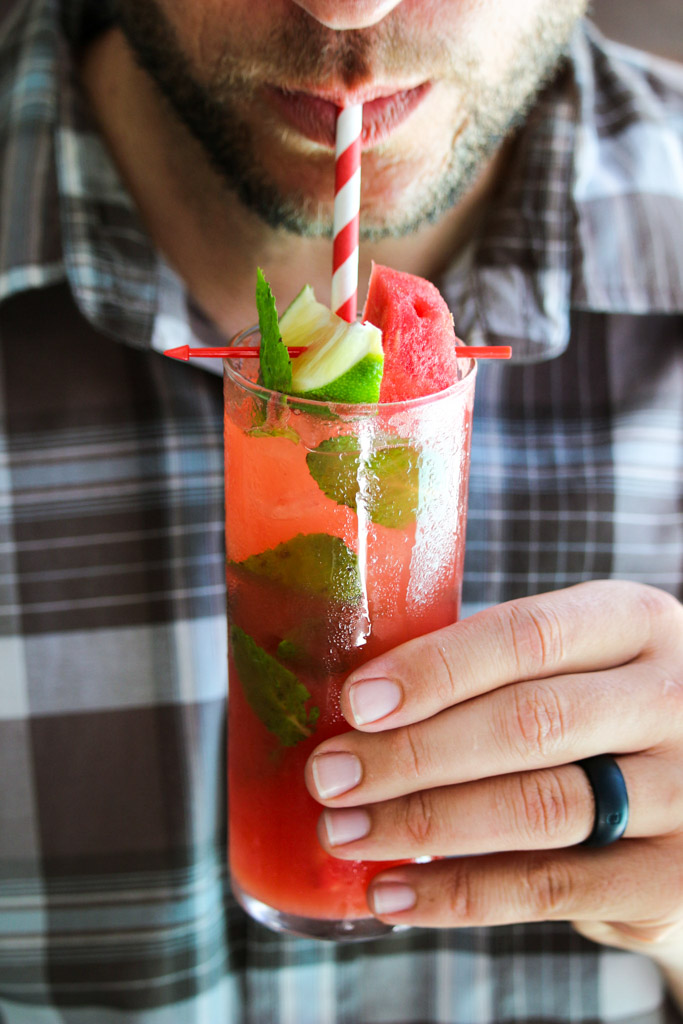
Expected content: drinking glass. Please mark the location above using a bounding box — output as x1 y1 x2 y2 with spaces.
224 327 476 940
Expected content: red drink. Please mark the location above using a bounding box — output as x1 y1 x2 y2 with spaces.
224 329 476 940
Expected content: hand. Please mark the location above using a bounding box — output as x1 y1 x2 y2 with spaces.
305 581 683 965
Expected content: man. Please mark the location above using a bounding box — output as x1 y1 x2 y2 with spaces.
0 0 682 1021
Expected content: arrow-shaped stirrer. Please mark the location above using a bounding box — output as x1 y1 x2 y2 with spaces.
164 344 512 362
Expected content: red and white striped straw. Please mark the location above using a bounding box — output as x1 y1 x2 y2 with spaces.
331 104 362 322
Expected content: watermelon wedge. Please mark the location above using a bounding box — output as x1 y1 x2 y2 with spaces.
362 263 461 403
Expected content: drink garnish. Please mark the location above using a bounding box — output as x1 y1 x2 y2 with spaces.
230 533 362 603
280 283 384 403
256 267 292 392
276 637 303 664
306 436 419 529
363 263 463 402
230 625 319 746
290 321 384 403
275 610 361 674
279 284 332 346
254 272 385 403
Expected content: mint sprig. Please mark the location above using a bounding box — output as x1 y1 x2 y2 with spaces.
230 625 319 746
256 268 292 392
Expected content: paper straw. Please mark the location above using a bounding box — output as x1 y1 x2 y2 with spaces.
331 104 362 322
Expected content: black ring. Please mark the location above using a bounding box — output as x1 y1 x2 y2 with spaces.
577 755 629 847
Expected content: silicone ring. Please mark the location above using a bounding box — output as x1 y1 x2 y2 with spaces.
577 755 629 847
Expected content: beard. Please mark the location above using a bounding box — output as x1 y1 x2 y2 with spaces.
117 1 583 240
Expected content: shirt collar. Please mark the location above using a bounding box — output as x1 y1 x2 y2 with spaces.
441 56 578 363
1 3 682 367
442 23 683 362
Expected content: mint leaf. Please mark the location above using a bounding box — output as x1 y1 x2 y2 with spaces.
276 616 360 674
232 533 362 603
256 268 292 392
306 437 419 529
276 637 303 664
247 424 300 444
230 626 319 746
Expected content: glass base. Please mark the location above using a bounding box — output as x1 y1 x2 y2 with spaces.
232 879 406 942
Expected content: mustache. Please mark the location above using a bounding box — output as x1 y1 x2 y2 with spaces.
279 11 372 85
215 7 439 91
120 0 457 101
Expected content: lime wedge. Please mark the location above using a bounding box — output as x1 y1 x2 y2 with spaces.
279 284 332 348
281 284 384 404
291 320 384 403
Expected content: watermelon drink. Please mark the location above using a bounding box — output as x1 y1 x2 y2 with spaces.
224 267 476 940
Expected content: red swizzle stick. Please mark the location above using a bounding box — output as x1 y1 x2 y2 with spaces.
331 104 362 322
164 345 512 361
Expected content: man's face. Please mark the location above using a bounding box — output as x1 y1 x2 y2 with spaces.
118 0 586 239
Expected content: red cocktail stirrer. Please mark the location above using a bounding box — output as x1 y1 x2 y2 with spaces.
164 344 512 362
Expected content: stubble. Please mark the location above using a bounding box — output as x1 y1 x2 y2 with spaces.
117 0 585 239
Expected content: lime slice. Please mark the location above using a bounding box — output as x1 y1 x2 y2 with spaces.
281 285 384 403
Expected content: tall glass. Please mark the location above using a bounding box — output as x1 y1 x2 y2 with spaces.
224 327 476 941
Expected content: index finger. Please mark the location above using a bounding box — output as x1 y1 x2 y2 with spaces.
340 580 679 730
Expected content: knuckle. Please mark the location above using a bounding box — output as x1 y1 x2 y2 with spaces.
649 664 683 728
610 840 683 943
523 856 574 917
445 865 481 924
637 582 682 621
401 789 437 847
429 632 461 706
636 584 683 651
663 843 683 906
502 601 567 678
504 683 569 761
515 770 572 844
616 921 682 945
658 768 683 831
391 723 433 783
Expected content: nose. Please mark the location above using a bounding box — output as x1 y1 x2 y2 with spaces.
292 0 405 30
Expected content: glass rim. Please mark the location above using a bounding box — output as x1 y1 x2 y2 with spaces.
223 325 477 412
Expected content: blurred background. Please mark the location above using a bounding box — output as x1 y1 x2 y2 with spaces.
0 0 682 63
591 0 683 62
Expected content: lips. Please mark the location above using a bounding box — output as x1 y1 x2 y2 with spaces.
264 82 431 148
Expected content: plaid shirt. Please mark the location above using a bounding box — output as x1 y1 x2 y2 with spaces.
1 0 682 1021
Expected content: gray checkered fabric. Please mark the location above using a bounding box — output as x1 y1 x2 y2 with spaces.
0 0 682 1021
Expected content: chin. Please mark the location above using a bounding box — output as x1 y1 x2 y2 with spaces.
222 103 464 240
275 135 443 224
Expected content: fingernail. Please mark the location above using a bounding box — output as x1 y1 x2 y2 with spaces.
312 752 362 799
348 678 402 725
323 808 371 847
370 882 417 916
